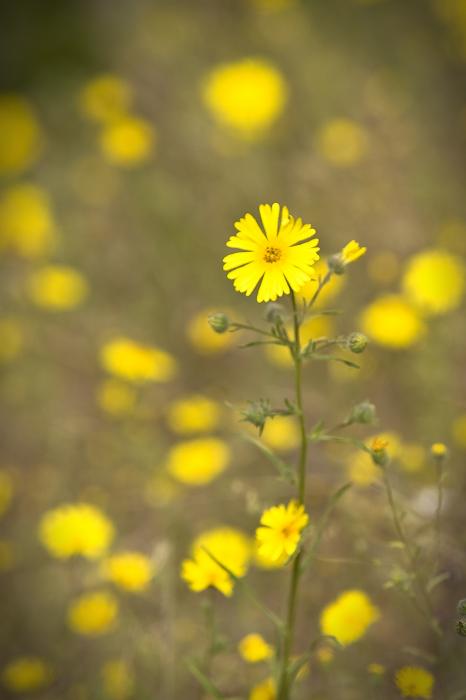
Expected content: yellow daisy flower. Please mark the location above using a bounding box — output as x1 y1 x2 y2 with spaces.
28 265 88 310
360 294 425 348
249 677 276 700
256 500 309 562
101 551 154 593
0 95 43 176
0 184 56 258
402 248 465 316
394 666 434 698
341 240 367 264
100 337 176 383
166 395 221 434
38 503 114 560
67 590 118 636
238 633 273 662
223 203 319 303
166 437 230 485
2 657 53 693
320 589 380 645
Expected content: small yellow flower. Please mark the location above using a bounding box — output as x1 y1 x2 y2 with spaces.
96 379 137 417
431 442 448 458
0 470 13 518
101 337 176 384
402 249 465 315
316 118 368 167
0 184 56 257
101 660 134 700
340 240 367 264
360 295 425 348
368 663 386 675
166 437 230 485
182 527 251 596
28 265 88 310
203 59 287 139
260 415 300 452
0 318 23 363
371 437 389 452
224 203 319 303
249 677 276 700
2 657 53 693
320 589 380 645
166 395 221 434
79 74 132 123
346 451 380 486
0 95 42 175
100 116 155 167
256 500 309 562
253 539 289 569
238 633 273 662
452 413 466 449
187 308 238 354
102 551 154 593
67 590 118 636
394 666 434 698
39 503 114 559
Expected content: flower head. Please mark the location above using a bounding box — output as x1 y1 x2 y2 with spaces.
2 657 53 693
39 503 114 560
224 203 319 303
101 551 154 593
402 249 465 316
100 337 176 383
320 589 380 645
238 633 273 663
166 437 230 485
67 590 118 636
100 116 155 167
28 265 88 310
249 677 276 700
360 295 425 348
0 184 56 258
394 666 434 698
0 95 42 176
256 500 309 562
101 660 134 700
166 395 221 434
431 442 448 458
341 240 367 264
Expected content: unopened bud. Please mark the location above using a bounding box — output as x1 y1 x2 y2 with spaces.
208 312 230 334
265 303 285 324
347 332 368 354
349 400 376 425
371 437 389 466
327 254 346 275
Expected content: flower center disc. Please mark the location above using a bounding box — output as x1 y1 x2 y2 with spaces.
263 246 282 263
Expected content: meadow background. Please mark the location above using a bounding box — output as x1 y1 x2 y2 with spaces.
1 0 465 698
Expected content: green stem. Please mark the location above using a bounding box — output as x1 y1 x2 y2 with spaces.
277 291 308 700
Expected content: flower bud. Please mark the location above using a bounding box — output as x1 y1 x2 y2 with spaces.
327 254 346 275
265 303 285 324
457 599 466 616
349 400 376 425
347 332 368 354
208 312 230 334
370 437 389 466
431 443 448 460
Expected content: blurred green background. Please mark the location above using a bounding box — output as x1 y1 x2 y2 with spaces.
1 0 465 698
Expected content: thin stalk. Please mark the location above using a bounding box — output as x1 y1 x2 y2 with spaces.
276 291 308 700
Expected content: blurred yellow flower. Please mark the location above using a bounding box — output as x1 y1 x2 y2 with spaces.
166 437 230 485
0 318 23 363
398 442 426 473
224 203 319 302
368 251 399 286
346 451 380 486
96 379 137 417
316 118 368 167
167 395 221 434
341 240 367 264
238 633 273 662
402 249 465 316
39 502 114 559
395 666 434 698
100 116 155 167
203 58 287 138
249 677 276 700
265 315 334 368
101 337 176 383
68 590 118 636
431 442 447 458
261 415 300 451
253 538 289 569
2 657 53 693
182 526 251 596
360 294 425 348
368 663 386 675
256 501 308 562
320 589 380 645
0 470 13 517
0 95 42 175
79 74 132 123
0 184 56 258
101 660 134 700
102 551 154 592
452 413 466 449
187 308 238 354
28 265 88 310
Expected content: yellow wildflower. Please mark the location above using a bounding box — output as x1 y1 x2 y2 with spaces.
182 527 251 596
223 203 319 303
202 59 287 138
28 265 88 310
346 451 380 486
2 657 53 693
394 666 434 698
402 249 465 315
101 660 134 700
0 318 23 363
100 337 176 383
39 502 114 559
253 539 289 569
100 116 155 167
261 415 300 451
187 308 238 354
249 677 276 700
316 118 368 167
360 295 425 348
398 443 426 473
256 500 309 562
238 633 273 662
68 590 118 636
0 95 42 175
96 379 137 417
0 470 13 518
452 413 466 449
0 184 56 257
340 240 367 264
166 437 230 485
79 74 132 123
320 589 380 645
102 551 154 593
431 442 448 458
167 395 221 434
